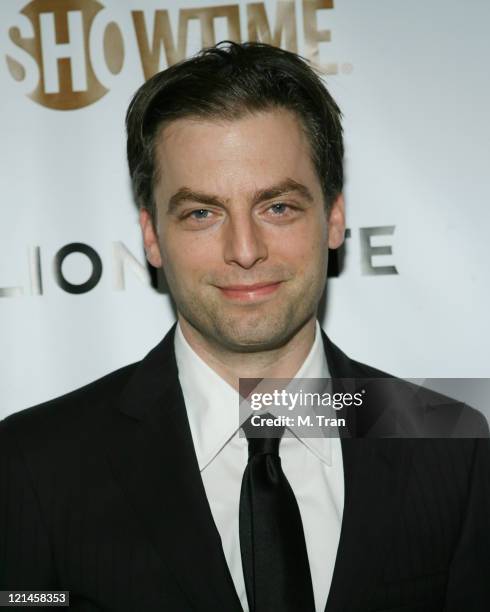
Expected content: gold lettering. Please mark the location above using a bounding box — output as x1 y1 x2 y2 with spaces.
132 6 240 80
9 0 107 111
103 22 124 75
6 54 26 81
303 0 337 74
247 1 297 52
132 10 185 80
178 5 240 50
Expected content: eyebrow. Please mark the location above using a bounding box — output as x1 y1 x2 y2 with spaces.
166 178 314 214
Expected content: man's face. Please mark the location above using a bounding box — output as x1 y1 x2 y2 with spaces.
141 108 345 352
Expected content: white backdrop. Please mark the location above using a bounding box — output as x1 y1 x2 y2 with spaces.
1 0 489 418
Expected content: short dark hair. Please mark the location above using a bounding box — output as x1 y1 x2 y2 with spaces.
126 41 343 223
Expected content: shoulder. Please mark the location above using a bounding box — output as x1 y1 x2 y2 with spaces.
0 361 138 449
322 331 489 438
0 324 178 455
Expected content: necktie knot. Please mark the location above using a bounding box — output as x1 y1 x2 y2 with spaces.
242 413 285 458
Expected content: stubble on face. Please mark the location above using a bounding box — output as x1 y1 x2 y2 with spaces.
171 257 328 354
152 109 332 357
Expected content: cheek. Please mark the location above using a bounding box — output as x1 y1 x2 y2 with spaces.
161 232 216 281
273 223 327 267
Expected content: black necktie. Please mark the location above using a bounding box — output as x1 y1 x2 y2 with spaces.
239 415 316 612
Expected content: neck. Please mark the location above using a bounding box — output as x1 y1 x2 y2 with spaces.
177 315 317 390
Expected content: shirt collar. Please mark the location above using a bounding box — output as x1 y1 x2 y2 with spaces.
174 320 332 470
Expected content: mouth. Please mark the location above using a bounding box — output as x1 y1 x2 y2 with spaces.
216 281 283 302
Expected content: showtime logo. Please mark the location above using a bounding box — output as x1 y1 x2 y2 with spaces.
5 0 348 111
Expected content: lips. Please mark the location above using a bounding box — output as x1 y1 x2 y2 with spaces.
217 281 282 301
220 282 280 291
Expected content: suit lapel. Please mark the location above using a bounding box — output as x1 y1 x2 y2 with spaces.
321 332 415 612
104 324 242 612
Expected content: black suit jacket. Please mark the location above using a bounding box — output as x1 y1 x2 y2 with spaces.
1 324 489 611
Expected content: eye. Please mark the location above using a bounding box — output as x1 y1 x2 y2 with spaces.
180 208 219 230
189 209 211 220
269 203 289 215
263 202 302 224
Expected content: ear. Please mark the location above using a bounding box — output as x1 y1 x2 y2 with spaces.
327 193 346 250
139 208 163 268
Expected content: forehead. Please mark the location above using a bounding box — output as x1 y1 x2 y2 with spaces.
153 109 321 200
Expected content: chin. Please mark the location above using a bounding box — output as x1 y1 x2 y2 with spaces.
179 293 316 352
210 317 302 353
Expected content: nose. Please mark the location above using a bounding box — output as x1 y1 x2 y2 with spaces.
222 211 268 269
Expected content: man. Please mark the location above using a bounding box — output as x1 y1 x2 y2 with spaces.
1 42 489 612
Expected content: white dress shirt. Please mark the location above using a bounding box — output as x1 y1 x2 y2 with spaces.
174 320 345 612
